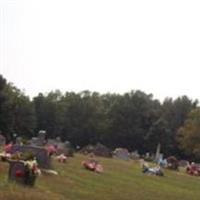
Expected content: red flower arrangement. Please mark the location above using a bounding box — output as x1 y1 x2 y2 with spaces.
15 170 24 177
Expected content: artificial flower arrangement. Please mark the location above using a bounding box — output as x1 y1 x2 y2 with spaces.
56 153 67 163
9 152 41 186
82 159 104 173
0 152 11 162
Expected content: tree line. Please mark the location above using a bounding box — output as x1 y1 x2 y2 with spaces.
0 74 199 159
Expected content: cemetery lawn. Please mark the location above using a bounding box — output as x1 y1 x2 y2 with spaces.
0 154 200 200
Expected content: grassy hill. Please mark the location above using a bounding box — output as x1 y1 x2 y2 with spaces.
0 154 200 200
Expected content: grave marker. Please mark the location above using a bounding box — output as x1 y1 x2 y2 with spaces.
10 145 52 169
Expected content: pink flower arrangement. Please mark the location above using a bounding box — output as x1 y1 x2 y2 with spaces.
57 154 67 163
82 160 104 173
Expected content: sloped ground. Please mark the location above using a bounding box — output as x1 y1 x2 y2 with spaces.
0 154 200 200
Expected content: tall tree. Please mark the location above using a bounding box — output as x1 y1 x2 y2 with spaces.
107 90 161 152
177 108 200 160
3 83 36 138
161 96 198 155
33 90 62 138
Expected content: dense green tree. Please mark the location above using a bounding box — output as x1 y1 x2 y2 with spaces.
33 90 63 138
4 84 35 138
0 73 199 159
0 76 35 140
106 91 161 152
0 75 10 137
161 96 197 155
145 118 171 154
60 91 108 147
177 108 200 160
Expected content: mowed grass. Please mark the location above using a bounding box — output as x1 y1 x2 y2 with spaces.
0 154 200 200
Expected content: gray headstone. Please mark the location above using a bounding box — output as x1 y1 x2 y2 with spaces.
56 137 61 143
56 141 74 157
64 141 70 146
29 136 46 147
130 151 140 160
8 160 37 186
57 142 65 149
113 148 130 161
29 137 38 145
155 143 161 162
10 145 52 169
37 130 46 145
179 160 189 167
47 139 57 145
8 160 26 184
0 134 5 146
16 137 23 145
93 143 112 158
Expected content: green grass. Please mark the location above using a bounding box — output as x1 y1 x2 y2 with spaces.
0 154 200 200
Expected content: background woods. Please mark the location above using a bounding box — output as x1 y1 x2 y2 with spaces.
0 74 198 159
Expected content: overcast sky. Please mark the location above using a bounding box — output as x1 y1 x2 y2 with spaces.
0 0 200 101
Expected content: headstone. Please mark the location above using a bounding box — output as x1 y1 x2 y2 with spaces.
155 143 162 162
113 148 130 161
28 138 39 146
64 141 71 147
29 130 47 147
57 142 65 149
8 160 26 184
179 160 189 168
93 143 112 158
10 145 52 169
130 151 140 160
47 138 63 146
80 144 112 158
8 160 37 186
16 137 23 145
38 130 46 138
47 139 57 146
157 154 164 163
56 137 61 143
146 152 150 158
37 130 47 146
80 145 94 155
167 156 179 170
0 134 6 146
56 141 74 157
76 145 80 150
